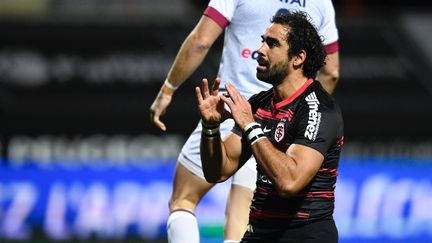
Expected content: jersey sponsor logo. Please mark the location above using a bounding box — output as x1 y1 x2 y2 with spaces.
241 48 260 59
304 92 321 141
275 121 285 142
278 0 306 8
263 126 272 133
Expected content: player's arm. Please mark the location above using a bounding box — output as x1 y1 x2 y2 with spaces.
201 132 250 183
251 140 324 196
317 50 339 95
150 16 224 131
316 0 340 94
165 15 223 91
196 79 250 183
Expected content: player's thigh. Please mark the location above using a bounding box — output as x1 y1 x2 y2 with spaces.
224 184 253 240
232 157 257 191
225 160 256 239
225 184 253 218
169 162 215 212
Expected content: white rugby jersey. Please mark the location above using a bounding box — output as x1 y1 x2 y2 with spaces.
204 0 339 99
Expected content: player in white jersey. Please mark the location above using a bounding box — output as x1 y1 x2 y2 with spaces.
150 0 339 242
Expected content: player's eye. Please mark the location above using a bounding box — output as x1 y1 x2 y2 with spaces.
266 39 278 48
261 36 279 48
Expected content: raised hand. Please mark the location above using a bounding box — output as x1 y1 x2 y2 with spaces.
195 78 229 125
220 82 255 129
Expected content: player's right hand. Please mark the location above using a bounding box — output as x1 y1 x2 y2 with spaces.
220 82 254 130
150 90 173 131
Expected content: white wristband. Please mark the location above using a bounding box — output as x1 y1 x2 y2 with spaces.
243 122 260 132
164 79 179 90
243 122 266 145
250 135 266 145
247 128 263 141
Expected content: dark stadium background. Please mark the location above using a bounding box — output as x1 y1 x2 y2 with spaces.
0 0 431 243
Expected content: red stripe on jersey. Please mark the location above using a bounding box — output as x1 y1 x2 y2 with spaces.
274 79 313 109
297 211 311 218
257 186 334 199
256 108 294 120
336 136 344 148
204 7 229 29
324 41 339 54
276 109 294 121
256 186 279 196
278 109 294 116
255 108 278 120
250 208 299 219
304 191 335 199
319 168 339 177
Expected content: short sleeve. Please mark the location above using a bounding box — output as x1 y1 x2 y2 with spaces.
293 92 341 156
205 0 238 28
317 0 339 47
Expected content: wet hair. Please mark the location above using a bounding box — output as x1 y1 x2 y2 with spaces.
271 11 326 78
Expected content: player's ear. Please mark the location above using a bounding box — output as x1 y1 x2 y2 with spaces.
293 50 306 67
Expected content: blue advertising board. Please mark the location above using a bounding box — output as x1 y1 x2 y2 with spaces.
1 157 432 242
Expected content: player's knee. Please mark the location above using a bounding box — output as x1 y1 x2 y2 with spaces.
168 196 184 212
168 197 175 211
168 196 198 213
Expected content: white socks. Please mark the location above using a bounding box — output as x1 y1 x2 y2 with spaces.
167 210 200 243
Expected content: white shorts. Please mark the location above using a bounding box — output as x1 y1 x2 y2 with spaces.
178 119 257 191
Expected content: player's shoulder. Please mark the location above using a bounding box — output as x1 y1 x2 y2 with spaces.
248 88 273 111
302 80 339 111
303 0 335 18
249 88 272 102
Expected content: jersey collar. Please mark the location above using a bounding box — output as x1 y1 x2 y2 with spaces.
271 79 314 110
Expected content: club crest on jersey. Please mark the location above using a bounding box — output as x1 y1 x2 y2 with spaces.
275 121 285 142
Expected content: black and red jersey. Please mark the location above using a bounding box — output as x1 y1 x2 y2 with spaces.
235 79 344 230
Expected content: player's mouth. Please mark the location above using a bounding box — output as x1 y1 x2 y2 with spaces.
257 58 269 72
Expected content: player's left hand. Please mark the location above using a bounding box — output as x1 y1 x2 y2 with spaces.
220 82 255 129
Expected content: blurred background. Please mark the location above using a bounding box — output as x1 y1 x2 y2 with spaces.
1 0 432 242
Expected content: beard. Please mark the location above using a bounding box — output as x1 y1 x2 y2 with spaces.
256 58 290 86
